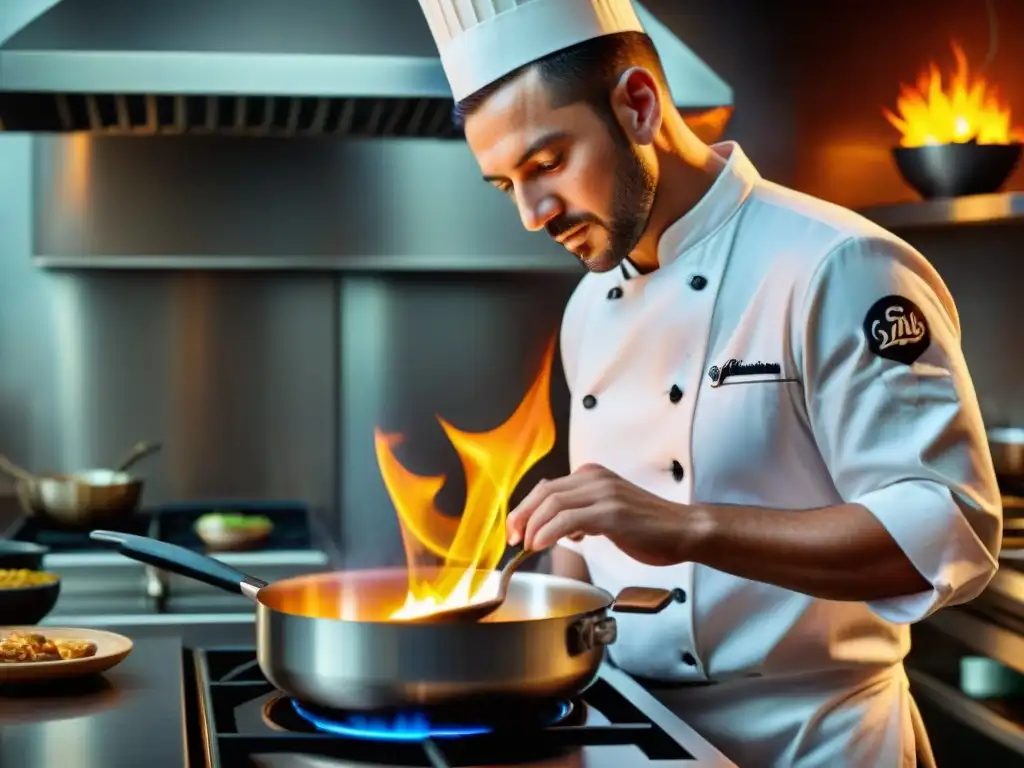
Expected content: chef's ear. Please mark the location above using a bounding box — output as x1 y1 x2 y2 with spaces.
609 66 662 146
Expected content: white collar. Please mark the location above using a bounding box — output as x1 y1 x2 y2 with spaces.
622 141 759 277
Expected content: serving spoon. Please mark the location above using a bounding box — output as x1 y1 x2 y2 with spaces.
408 549 539 623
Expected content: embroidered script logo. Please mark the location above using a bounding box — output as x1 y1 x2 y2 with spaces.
862 294 931 366
870 303 926 350
708 359 784 387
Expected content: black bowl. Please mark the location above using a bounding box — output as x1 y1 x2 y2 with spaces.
893 143 1022 199
0 540 48 571
0 577 61 624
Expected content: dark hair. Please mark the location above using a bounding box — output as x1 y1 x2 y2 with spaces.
452 31 666 128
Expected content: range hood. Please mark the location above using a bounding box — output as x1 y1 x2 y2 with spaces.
0 0 732 137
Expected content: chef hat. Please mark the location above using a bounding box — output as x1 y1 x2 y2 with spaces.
418 0 646 102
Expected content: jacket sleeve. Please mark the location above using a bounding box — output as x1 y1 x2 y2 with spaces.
799 234 1002 624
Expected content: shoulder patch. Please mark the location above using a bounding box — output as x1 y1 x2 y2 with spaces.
863 295 930 365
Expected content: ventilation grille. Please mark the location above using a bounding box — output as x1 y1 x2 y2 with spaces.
0 93 462 138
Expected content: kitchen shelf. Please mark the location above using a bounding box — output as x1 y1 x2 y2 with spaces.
926 607 1024 677
908 669 1024 756
32 254 586 273
859 192 1024 231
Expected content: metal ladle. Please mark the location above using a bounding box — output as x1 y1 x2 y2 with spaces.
113 441 163 474
408 549 540 623
0 455 37 484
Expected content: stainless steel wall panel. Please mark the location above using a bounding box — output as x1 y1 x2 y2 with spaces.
32 135 572 272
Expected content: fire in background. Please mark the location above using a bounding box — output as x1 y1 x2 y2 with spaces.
883 41 1024 148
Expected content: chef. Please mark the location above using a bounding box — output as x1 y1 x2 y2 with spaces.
416 1 1002 765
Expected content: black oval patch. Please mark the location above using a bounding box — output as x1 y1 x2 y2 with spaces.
863 295 930 365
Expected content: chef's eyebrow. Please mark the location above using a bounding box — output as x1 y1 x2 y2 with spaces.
482 131 570 183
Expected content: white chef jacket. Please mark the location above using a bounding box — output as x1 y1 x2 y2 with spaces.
557 142 1002 766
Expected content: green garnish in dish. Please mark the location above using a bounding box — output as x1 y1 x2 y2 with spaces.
195 512 273 531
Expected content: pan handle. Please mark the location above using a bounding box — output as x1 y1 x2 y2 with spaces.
0 455 37 485
90 530 268 598
609 586 674 614
567 587 675 656
116 440 163 473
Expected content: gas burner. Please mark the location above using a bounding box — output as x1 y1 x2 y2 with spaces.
262 695 577 741
196 648 708 767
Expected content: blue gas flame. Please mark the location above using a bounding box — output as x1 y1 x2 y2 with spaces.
290 699 572 742
290 700 492 741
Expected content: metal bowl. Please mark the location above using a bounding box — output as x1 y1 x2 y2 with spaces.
0 541 48 571
893 143 1022 199
14 472 145 530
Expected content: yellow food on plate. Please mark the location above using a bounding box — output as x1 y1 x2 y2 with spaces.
54 638 99 660
0 569 59 589
0 631 98 663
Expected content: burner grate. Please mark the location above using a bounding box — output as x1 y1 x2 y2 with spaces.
192 648 698 767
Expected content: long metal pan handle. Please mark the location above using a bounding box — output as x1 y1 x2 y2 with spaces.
0 454 37 484
116 440 163 473
90 530 268 598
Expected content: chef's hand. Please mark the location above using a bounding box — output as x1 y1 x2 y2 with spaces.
507 463 694 566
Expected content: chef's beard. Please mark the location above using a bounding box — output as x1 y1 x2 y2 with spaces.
546 136 656 273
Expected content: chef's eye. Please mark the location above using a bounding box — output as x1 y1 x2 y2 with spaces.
535 154 563 173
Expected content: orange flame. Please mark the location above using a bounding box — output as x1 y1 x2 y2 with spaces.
883 42 1024 148
374 337 557 620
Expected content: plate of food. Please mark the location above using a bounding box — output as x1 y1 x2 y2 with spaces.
194 510 274 551
0 627 133 684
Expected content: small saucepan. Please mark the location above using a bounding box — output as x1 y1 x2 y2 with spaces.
989 427 1024 485
988 428 1024 547
89 530 672 711
0 441 162 529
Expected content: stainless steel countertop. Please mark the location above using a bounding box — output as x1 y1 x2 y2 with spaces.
0 634 188 768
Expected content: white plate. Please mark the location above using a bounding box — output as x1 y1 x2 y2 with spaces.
0 626 133 684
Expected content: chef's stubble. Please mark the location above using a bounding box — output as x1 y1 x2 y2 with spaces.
564 124 656 274
604 131 657 271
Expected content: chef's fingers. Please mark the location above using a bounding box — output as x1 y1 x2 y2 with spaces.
507 481 546 545
568 531 585 541
507 475 580 545
522 486 594 550
532 505 607 550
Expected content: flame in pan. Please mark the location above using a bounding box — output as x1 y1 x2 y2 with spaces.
883 41 1024 147
374 337 557 620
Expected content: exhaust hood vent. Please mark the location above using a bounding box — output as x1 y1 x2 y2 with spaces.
0 0 733 137
1 93 460 137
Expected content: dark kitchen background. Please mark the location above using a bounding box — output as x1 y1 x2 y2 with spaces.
2 0 1024 763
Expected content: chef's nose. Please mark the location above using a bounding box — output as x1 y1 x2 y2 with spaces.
517 191 561 233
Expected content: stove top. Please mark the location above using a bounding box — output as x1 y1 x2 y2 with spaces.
0 636 730 768
193 648 729 767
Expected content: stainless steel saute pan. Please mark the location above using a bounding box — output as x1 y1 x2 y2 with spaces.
90 530 671 711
